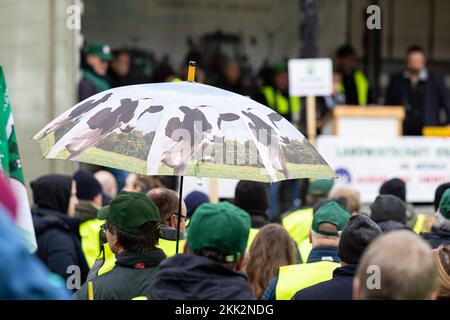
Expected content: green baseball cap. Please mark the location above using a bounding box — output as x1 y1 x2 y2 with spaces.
439 189 450 219
187 202 251 262
87 42 113 61
98 191 160 235
271 63 288 74
308 179 334 195
312 201 350 236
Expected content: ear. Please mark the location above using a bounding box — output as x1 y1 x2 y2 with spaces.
218 113 240 129
235 254 246 271
179 106 192 114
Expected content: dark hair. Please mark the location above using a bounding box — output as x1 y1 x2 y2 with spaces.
105 219 159 253
336 45 356 58
406 45 425 55
197 248 238 270
380 178 406 202
112 48 130 59
234 180 269 213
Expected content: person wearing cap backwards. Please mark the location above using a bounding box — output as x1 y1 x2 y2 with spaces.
263 201 350 300
74 192 165 300
146 202 255 300
78 42 112 101
293 215 382 300
422 188 450 249
282 179 334 258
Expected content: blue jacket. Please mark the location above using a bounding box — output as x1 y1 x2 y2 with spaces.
0 206 71 299
421 227 450 249
32 207 89 286
293 264 356 300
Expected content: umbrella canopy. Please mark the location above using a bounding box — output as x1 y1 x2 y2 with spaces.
34 81 335 182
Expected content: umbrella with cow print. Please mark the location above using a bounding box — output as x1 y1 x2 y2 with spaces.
33 62 335 253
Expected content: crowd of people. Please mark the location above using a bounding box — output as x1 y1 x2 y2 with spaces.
1 168 450 300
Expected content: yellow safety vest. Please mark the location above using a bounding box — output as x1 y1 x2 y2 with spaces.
79 219 104 268
276 261 340 300
247 228 260 250
98 244 116 276
413 214 427 234
282 208 314 247
338 70 369 105
132 296 149 300
298 238 313 264
261 86 301 117
156 238 185 258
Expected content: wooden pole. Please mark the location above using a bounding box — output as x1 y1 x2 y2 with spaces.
306 95 317 145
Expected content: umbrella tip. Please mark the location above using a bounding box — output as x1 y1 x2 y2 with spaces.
187 61 196 82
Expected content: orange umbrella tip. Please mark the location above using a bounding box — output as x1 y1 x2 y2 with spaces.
187 61 196 82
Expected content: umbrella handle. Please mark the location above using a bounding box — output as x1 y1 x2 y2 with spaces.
175 176 184 254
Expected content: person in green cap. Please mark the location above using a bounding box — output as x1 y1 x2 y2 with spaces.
263 201 350 300
146 202 255 300
282 179 334 253
422 188 450 249
78 42 113 101
74 191 165 300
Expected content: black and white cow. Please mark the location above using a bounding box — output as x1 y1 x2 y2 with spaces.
147 105 240 175
241 108 290 181
36 92 113 140
47 98 163 160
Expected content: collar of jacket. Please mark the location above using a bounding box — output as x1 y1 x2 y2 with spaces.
403 68 429 81
430 226 450 238
333 264 357 278
307 246 340 263
75 200 99 223
160 224 184 241
115 248 166 269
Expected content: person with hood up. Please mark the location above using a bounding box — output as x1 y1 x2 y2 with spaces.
31 174 89 287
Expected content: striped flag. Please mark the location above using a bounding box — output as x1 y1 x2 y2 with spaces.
0 65 37 253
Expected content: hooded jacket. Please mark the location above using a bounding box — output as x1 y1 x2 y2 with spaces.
147 254 255 300
31 175 89 285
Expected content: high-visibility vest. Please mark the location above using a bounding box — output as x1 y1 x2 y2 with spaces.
156 238 185 258
247 228 260 250
98 244 116 276
276 260 340 300
79 219 105 268
260 86 301 119
413 214 427 234
338 70 369 105
298 238 313 263
282 208 314 247
132 296 149 300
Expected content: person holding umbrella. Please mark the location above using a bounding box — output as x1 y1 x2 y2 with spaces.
74 192 165 300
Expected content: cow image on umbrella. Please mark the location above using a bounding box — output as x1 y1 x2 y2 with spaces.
34 61 335 254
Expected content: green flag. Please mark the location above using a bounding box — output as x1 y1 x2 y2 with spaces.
0 65 37 253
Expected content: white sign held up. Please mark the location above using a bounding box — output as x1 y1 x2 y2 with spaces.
288 58 333 97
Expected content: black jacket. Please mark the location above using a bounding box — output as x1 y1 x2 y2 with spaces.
33 207 89 285
147 254 255 300
421 227 450 249
75 249 166 300
385 70 450 134
293 265 356 300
